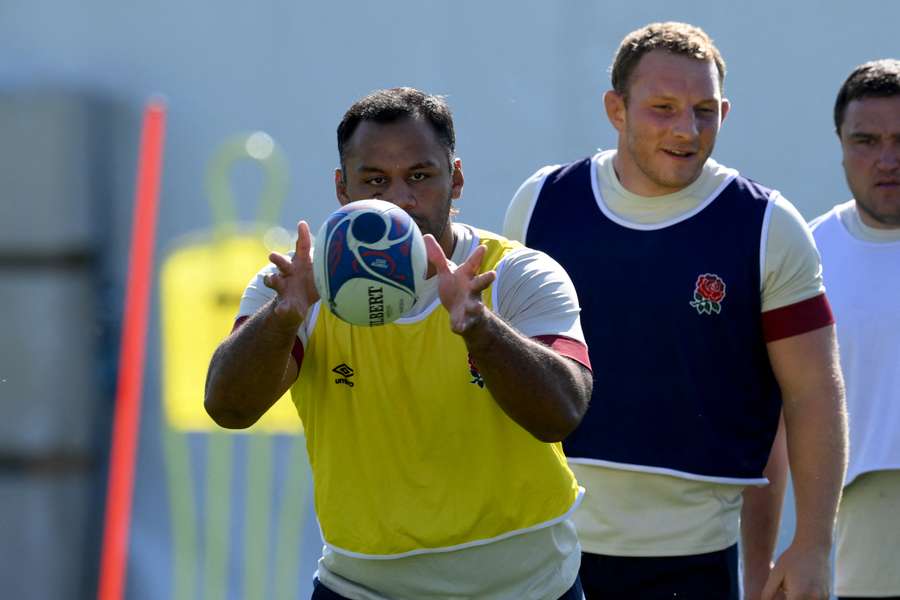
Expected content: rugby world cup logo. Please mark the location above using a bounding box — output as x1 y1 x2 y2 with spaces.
689 273 726 315
323 208 418 304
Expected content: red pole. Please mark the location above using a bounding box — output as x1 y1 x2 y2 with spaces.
97 99 167 600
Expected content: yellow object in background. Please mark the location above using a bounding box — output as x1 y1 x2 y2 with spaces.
161 232 301 433
160 131 301 433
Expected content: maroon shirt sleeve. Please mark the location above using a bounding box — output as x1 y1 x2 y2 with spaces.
232 316 304 368
533 335 592 371
761 293 835 342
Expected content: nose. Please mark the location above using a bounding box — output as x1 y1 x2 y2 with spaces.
671 110 699 140
382 180 417 210
876 142 899 171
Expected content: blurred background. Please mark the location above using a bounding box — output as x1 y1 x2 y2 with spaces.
0 1 896 598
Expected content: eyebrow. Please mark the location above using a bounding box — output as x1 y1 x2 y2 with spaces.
354 160 441 173
645 94 719 105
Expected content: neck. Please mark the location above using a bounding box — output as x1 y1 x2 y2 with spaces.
439 221 457 257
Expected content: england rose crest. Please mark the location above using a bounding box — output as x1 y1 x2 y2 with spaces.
690 273 726 315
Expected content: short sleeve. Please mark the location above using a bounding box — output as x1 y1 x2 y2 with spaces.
761 193 826 312
493 247 585 343
237 261 279 319
235 253 313 348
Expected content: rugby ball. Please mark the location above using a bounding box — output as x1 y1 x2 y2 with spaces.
313 199 428 326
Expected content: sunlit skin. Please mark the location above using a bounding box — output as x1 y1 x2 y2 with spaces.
839 95 900 229
604 50 730 197
335 116 463 257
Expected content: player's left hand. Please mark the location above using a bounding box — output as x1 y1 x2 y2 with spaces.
760 542 831 600
423 233 496 334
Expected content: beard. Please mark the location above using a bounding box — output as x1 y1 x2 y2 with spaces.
411 192 454 242
856 195 900 227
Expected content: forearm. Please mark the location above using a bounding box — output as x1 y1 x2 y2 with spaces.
461 309 591 442
783 390 847 550
204 300 299 428
741 417 788 598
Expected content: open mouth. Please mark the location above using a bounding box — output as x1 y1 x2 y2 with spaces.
662 149 696 159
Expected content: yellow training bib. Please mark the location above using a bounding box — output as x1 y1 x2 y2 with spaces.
293 230 579 556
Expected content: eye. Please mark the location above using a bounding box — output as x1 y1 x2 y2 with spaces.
653 103 674 112
364 176 387 186
696 107 717 115
409 172 429 182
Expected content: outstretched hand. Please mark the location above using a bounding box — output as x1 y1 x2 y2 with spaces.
424 233 496 335
263 221 320 328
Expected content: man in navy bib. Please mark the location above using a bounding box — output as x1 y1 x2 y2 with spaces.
505 22 846 600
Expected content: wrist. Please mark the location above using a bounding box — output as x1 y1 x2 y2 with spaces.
459 306 495 350
268 298 305 332
789 530 833 555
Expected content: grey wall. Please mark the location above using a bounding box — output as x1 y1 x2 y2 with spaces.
1 1 896 598
4 1 897 241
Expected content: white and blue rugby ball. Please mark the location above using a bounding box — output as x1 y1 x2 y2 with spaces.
313 199 428 326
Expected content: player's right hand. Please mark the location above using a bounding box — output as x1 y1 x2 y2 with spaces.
264 220 319 326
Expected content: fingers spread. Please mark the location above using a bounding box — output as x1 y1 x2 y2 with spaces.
460 244 486 276
470 271 496 294
424 234 451 275
269 252 292 272
297 221 312 256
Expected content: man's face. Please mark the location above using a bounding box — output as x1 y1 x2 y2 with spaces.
336 116 463 253
605 50 729 197
839 95 900 229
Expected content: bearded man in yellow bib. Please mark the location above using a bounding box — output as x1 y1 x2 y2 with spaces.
205 87 594 600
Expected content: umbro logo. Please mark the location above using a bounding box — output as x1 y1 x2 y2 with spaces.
332 363 355 387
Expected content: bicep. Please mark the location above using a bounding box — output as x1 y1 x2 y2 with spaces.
766 325 842 407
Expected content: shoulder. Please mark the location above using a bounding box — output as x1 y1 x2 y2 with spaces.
763 193 821 262
466 224 569 281
760 192 826 311
808 201 851 235
497 245 571 285
503 164 563 242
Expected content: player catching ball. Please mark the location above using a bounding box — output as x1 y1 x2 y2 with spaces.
205 87 593 599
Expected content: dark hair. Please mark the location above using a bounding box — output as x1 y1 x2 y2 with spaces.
834 59 900 134
611 22 726 99
337 87 456 173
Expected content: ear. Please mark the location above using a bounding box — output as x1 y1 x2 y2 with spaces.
720 97 731 124
604 90 626 134
334 168 350 205
450 157 464 200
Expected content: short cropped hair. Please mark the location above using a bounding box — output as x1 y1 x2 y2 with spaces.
611 22 726 98
337 87 456 173
834 59 900 134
